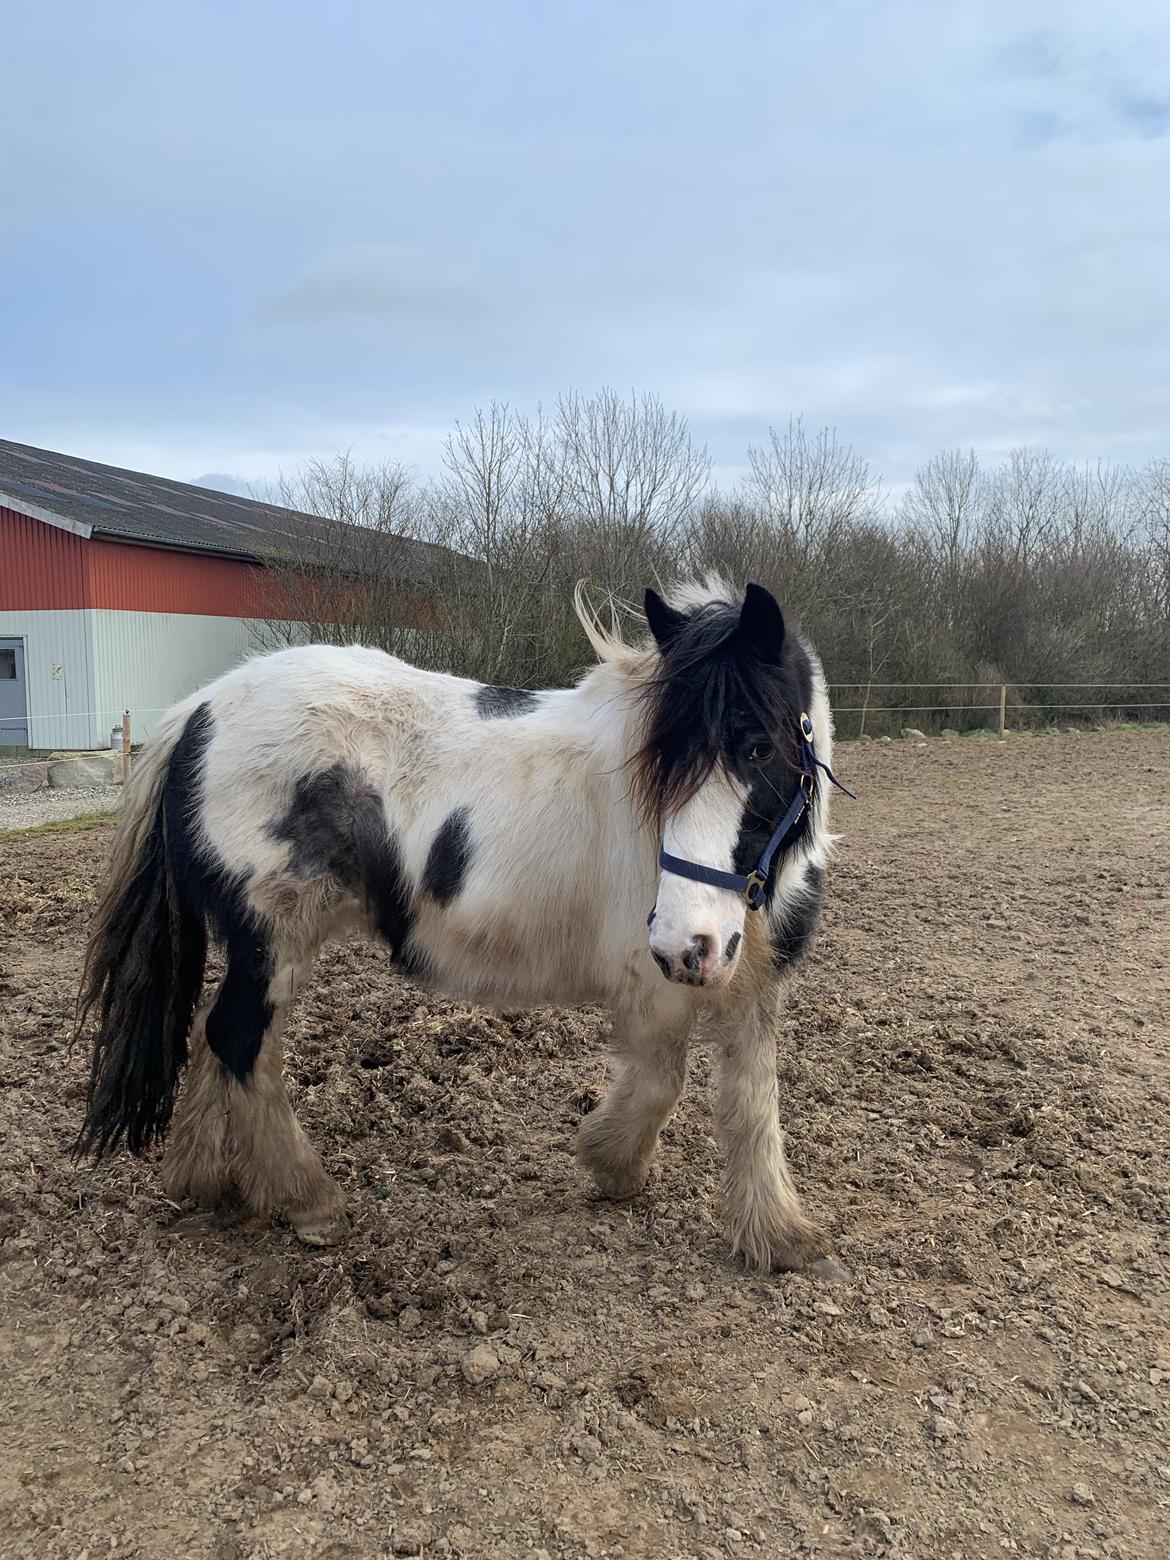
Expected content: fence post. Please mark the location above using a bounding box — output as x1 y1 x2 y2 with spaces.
122 710 132 784
998 685 1007 740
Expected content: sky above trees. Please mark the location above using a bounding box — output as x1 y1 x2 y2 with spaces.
3 1 1169 492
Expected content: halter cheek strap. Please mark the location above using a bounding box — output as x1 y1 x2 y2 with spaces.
657 712 856 911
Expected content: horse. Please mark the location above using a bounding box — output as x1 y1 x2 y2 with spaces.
76 577 850 1276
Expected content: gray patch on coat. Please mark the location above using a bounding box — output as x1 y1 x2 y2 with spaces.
267 764 414 947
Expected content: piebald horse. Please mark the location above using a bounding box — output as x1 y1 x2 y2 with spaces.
78 579 850 1275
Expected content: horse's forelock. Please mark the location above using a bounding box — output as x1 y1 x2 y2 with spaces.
630 598 792 823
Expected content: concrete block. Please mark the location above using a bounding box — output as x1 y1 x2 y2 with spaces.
0 761 50 796
47 751 121 788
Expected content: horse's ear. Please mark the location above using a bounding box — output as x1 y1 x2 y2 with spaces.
738 582 785 663
645 588 685 653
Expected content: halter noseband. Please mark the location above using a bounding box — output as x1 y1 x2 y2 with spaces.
657 712 856 911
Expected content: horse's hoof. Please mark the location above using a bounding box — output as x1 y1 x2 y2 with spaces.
589 1168 649 1201
291 1212 348 1247
806 1255 850 1283
204 1193 247 1229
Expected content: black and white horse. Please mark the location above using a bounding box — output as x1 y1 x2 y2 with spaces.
78 578 848 1275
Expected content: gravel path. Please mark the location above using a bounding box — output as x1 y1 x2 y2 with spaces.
0 783 122 833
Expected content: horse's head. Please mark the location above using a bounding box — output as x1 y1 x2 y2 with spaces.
637 580 822 993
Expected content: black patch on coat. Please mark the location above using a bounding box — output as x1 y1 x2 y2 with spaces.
267 763 414 950
166 712 274 1084
205 922 275 1082
270 765 372 882
423 806 473 904
475 683 539 718
770 866 824 972
393 936 434 984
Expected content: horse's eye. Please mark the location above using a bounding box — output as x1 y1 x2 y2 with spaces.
749 741 774 763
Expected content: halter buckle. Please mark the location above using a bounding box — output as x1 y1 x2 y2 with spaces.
744 870 767 909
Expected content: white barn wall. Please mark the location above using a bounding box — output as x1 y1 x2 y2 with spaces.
91 611 269 743
0 602 310 751
0 607 98 750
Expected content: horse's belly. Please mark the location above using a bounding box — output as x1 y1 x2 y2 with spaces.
404 902 607 1009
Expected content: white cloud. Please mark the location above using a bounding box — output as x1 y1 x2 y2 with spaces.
2 0 1169 488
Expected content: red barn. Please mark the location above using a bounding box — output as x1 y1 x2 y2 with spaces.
0 439 436 751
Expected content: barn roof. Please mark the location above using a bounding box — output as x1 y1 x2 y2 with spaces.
0 437 443 584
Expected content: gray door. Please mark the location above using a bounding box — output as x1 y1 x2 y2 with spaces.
0 639 29 747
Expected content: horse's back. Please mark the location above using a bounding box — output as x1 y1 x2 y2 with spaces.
204 641 460 717
182 641 470 770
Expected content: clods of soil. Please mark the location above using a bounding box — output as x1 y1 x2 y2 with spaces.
1 730 1167 1558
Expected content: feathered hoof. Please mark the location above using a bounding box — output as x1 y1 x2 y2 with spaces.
767 1224 848 1280
803 1254 851 1282
588 1166 650 1201
290 1210 349 1247
576 1118 652 1200
729 1214 846 1279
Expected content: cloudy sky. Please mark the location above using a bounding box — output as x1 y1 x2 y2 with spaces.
3 1 1169 493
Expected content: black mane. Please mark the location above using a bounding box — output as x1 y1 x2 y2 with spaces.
633 591 817 887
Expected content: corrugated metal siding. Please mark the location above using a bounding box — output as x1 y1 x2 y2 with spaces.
1 506 280 617
92 610 264 742
0 506 90 610
0 608 98 749
87 539 274 616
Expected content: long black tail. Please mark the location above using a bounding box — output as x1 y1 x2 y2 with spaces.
75 705 210 1158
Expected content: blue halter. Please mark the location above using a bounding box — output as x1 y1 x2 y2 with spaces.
657 712 856 911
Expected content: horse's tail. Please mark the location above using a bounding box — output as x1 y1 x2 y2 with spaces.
75 702 209 1159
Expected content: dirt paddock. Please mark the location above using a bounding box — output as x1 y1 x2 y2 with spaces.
1 731 1167 1559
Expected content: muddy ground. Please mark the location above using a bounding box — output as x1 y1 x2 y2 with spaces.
1 730 1167 1559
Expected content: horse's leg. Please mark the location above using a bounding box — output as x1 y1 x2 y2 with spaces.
161 1000 232 1208
577 1002 692 1199
163 918 344 1243
222 945 346 1246
708 984 834 1274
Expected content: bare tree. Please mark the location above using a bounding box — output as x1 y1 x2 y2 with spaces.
1137 457 1170 619
254 455 467 666
251 398 1169 727
274 450 418 533
901 448 984 632
555 389 711 596
983 446 1066 565
744 418 882 607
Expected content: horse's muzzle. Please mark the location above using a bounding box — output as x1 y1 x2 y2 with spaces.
650 931 733 988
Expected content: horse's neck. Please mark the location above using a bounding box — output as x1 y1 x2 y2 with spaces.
566 660 637 745
544 662 645 819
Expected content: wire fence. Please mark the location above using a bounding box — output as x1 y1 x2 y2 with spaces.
826 681 1170 740
0 705 170 732
2 684 1169 778
0 706 169 776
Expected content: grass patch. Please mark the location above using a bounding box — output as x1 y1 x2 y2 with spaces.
0 809 119 841
1091 719 1170 735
